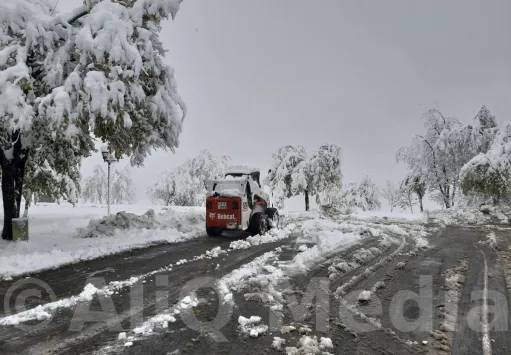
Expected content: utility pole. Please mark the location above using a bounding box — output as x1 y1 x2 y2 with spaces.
101 146 117 216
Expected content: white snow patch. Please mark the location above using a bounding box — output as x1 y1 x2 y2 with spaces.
0 204 205 279
285 335 334 354
298 245 308 252
358 290 371 303
238 315 268 338
229 223 296 250
272 337 286 350
217 249 282 303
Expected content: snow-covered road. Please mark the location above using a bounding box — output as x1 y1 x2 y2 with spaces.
0 210 510 355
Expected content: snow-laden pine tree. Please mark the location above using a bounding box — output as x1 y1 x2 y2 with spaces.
148 150 229 206
341 176 381 212
0 0 186 239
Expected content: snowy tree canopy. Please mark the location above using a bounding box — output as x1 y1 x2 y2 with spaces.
396 106 499 209
81 164 135 204
380 180 399 212
307 144 343 204
265 144 342 210
265 145 308 208
341 176 381 212
148 150 230 206
82 165 107 203
460 123 511 204
0 0 186 239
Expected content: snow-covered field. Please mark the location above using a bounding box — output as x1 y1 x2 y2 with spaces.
0 203 205 279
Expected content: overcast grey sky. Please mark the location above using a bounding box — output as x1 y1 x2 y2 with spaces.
60 0 511 210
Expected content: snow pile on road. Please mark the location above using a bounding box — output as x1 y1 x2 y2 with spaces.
285 335 334 355
217 249 283 303
238 315 268 338
479 231 497 249
0 282 116 326
0 204 205 279
229 223 296 250
425 204 510 226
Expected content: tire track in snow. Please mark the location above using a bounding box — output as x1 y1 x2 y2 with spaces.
0 234 297 355
480 250 492 355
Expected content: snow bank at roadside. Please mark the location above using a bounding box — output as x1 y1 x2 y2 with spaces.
0 204 205 279
425 206 510 226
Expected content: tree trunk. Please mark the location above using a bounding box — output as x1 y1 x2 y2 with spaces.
304 190 310 211
1 136 29 240
14 157 26 217
1 164 16 241
418 196 424 213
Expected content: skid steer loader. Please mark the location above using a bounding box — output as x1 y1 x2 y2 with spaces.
204 165 279 237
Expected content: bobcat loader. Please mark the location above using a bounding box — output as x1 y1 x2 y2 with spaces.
204 165 279 237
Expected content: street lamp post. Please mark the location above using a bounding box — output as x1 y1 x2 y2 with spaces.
100 146 117 216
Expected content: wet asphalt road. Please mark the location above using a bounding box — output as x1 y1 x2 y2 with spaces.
0 223 510 355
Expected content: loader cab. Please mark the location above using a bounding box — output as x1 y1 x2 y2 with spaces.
224 166 261 188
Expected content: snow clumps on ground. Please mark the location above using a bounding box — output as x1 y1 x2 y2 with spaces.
238 315 268 338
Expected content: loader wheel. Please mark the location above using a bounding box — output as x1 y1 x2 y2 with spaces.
265 208 279 229
248 212 266 236
206 227 222 237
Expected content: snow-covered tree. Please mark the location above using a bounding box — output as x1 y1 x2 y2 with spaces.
81 165 107 203
111 166 136 204
380 180 399 212
81 164 135 204
400 173 426 212
460 123 511 205
307 144 343 207
265 145 308 209
396 107 498 210
147 171 176 206
266 144 342 210
148 150 229 206
341 176 381 212
397 177 418 213
0 0 186 240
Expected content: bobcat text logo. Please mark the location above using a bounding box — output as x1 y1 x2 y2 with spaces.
217 214 235 220
209 212 216 219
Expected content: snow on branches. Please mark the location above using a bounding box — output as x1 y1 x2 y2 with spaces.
341 176 381 212
148 150 230 206
0 0 186 239
265 144 342 210
460 123 511 204
81 164 136 204
397 106 499 209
